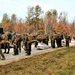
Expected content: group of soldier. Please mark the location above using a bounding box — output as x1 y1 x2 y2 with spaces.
0 31 71 60
50 32 71 48
0 31 37 60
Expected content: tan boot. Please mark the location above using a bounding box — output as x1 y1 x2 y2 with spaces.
1 57 6 60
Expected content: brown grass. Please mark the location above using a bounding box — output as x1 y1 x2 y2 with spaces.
0 46 75 75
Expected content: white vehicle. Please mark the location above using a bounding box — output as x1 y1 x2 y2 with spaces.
62 41 66 47
37 43 50 50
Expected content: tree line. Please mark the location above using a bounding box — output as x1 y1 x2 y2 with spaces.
0 5 75 37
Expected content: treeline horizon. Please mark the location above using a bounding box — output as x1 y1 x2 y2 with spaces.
0 5 75 36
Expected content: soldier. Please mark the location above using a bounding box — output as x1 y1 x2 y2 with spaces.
3 34 10 54
11 32 16 45
65 33 71 47
13 34 22 55
26 41 32 55
58 33 63 47
7 31 12 41
26 35 33 55
17 34 22 53
60 33 64 47
27 34 37 55
50 34 56 48
4 42 10 54
56 33 63 47
13 38 19 55
0 34 5 60
22 33 29 53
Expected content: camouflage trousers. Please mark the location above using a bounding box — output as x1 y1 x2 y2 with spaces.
0 44 5 59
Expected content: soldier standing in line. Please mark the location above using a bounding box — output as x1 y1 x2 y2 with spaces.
13 37 19 55
0 34 5 60
65 33 71 47
4 42 10 54
17 34 22 53
11 32 16 44
50 34 56 48
58 33 63 47
27 41 32 55
26 34 37 55
22 33 29 53
60 33 64 47
4 31 12 54
7 31 12 41
3 34 10 54
26 35 32 55
56 33 63 48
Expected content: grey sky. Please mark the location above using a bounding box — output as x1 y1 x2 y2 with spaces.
0 0 75 22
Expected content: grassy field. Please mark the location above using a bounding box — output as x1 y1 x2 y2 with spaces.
0 46 75 75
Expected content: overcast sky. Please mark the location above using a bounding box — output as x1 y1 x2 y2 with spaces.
0 0 75 22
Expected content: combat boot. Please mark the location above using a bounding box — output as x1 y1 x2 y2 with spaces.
1 57 5 60
6 52 9 54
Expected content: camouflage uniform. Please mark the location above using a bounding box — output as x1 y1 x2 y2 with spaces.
22 34 32 55
27 40 32 55
17 36 22 53
56 33 63 47
0 34 5 60
13 38 19 55
22 33 29 53
7 31 12 41
26 35 34 55
65 33 71 47
3 34 10 54
50 34 55 48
